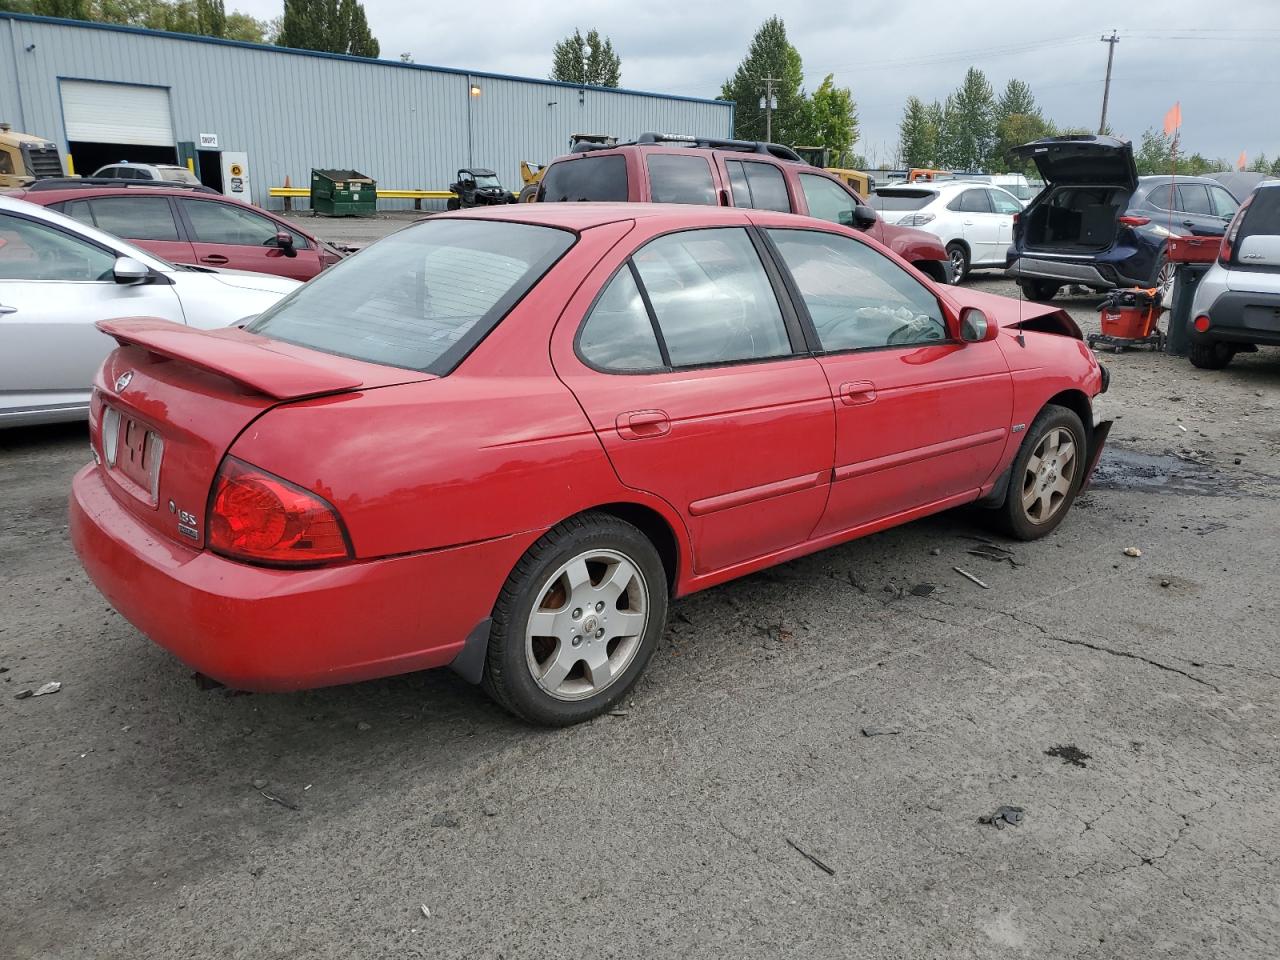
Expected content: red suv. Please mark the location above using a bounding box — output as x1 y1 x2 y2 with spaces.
534 134 952 283
9 180 345 281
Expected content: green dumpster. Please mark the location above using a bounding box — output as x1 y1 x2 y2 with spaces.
310 168 376 217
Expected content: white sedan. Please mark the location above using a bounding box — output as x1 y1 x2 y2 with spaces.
869 181 1025 282
0 195 299 427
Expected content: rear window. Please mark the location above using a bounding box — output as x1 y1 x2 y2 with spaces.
645 154 716 205
540 155 628 202
869 189 936 212
246 219 574 374
1239 188 1280 242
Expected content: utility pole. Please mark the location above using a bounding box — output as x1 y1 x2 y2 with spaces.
760 77 779 142
1099 31 1119 135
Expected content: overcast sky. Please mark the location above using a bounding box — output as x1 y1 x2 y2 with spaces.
235 0 1280 165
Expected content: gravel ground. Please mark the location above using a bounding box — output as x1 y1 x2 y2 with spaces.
3 254 1279 959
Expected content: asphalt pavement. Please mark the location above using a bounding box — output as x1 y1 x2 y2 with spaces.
3 260 1279 959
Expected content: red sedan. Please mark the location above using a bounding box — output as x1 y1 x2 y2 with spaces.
11 183 345 281
70 204 1110 726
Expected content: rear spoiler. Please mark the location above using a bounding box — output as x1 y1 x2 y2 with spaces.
97 318 364 400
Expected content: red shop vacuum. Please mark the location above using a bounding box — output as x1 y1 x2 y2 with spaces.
1088 287 1166 353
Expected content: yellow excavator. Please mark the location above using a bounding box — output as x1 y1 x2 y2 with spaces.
792 146 873 197
0 122 69 189
518 134 618 202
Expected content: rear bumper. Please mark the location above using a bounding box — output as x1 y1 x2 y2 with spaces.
70 464 534 691
1007 251 1153 290
1191 289 1280 346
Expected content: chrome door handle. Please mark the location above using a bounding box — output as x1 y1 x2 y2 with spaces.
0 304 16 315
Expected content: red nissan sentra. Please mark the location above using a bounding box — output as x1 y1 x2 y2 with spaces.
71 204 1111 726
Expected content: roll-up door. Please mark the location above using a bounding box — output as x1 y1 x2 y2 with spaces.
60 81 175 147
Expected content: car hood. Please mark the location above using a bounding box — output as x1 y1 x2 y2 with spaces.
1012 135 1138 191
943 285 1084 339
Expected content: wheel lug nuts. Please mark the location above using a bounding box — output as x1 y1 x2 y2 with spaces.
572 635 582 647
596 601 605 612
572 608 582 619
595 629 605 639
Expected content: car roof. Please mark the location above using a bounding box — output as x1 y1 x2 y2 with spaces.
1137 174 1224 185
442 202 787 231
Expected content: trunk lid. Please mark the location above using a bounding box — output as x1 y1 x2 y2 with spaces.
92 318 432 548
1013 135 1138 191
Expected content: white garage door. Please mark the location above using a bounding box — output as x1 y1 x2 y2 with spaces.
60 80 175 146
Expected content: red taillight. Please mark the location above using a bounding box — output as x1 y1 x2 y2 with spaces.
1193 314 1211 333
1220 197 1250 264
208 457 351 566
1118 215 1151 227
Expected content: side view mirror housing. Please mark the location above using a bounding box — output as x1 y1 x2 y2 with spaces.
112 256 150 285
959 306 999 343
272 230 297 258
853 204 878 230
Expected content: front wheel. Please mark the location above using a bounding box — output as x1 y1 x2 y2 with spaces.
946 243 969 284
991 405 1087 540
483 513 668 726
1019 279 1060 301
446 197 460 211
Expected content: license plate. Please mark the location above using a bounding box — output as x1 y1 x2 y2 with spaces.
106 410 164 504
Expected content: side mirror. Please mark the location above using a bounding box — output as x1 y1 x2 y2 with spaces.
273 230 297 258
959 306 999 343
112 256 150 285
853 204 878 230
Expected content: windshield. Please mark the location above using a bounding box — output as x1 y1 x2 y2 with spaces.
869 189 937 212
473 174 502 188
246 218 574 374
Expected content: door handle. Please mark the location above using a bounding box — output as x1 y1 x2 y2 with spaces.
200 255 230 265
616 409 670 440
963 220 974 226
0 304 16 315
839 381 877 406
1181 220 1195 228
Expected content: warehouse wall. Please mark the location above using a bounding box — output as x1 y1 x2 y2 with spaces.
0 14 733 210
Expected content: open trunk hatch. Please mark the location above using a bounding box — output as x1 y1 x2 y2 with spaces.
92 318 432 549
1013 135 1138 190
1022 185 1132 253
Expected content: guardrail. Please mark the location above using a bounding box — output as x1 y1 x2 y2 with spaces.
269 186 457 210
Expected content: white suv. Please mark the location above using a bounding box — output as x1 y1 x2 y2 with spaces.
869 180 1025 282
90 162 202 185
1187 180 1280 369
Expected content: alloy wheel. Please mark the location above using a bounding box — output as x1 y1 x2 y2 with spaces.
1156 259 1175 301
949 247 967 282
524 549 649 701
1020 427 1078 524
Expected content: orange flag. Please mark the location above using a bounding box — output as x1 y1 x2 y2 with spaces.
1163 102 1182 136
1238 150 1248 170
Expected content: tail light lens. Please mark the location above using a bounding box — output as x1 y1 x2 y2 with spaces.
1220 197 1251 264
900 213 936 227
208 457 351 566
1118 215 1151 227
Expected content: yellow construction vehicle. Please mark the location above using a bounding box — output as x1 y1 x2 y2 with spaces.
792 145 873 197
0 122 68 189
518 134 617 202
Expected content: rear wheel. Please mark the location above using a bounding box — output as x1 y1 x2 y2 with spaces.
991 405 1087 541
1188 341 1234 370
1153 254 1175 302
483 513 667 726
518 183 540 203
446 197 460 211
1019 279 1060 301
946 243 969 283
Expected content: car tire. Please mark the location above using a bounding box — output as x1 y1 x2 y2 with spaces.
446 197 461 211
482 512 668 726
1019 279 1060 301
946 243 969 283
518 183 540 203
1188 341 1234 370
991 404 1088 541
1153 253 1175 303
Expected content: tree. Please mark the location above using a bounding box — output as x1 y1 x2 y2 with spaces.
946 67 996 170
1135 128 1176 175
12 0 273 40
224 10 266 41
720 16 807 145
277 0 379 57
898 96 936 168
550 28 621 87
993 79 1051 173
797 74 858 162
1250 152 1271 174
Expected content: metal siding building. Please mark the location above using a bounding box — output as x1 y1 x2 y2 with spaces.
1 13 733 209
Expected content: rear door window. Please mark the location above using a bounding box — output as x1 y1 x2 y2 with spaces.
247 219 573 374
724 160 791 212
645 154 716 205
179 199 305 248
539 155 628 202
1209 185 1240 219
955 189 993 213
82 196 181 241
1177 184 1213 215
631 227 792 366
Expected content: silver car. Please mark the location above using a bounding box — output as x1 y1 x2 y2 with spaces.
0 195 299 427
89 162 203 185
1188 180 1280 369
